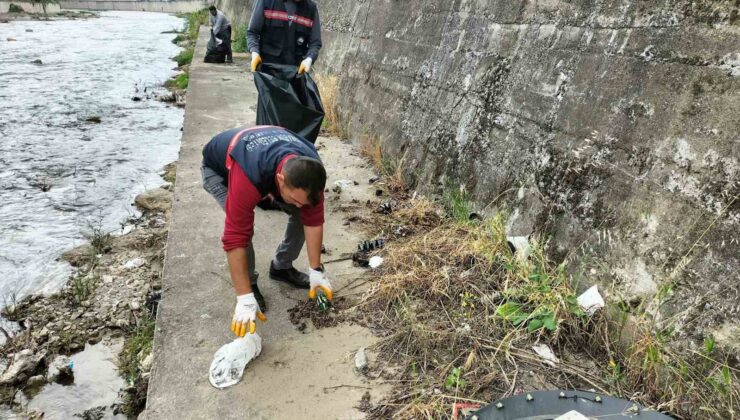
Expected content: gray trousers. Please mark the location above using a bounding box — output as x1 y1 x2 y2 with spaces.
201 164 305 285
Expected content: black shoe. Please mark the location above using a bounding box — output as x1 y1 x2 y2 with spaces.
225 58 233 64
269 261 310 289
257 196 282 211
251 283 267 313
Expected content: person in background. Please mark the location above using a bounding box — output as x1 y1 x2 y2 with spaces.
246 0 322 74
209 5 233 64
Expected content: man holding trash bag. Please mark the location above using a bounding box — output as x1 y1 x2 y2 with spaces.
201 125 334 337
208 5 233 63
246 0 322 73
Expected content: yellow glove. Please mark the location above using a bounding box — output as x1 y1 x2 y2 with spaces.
298 57 312 74
250 52 262 72
308 267 333 300
231 293 267 337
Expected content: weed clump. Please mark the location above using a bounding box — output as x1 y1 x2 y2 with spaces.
354 185 739 419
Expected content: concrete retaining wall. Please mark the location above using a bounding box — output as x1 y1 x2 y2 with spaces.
214 0 740 350
1 1 61 13
58 0 206 12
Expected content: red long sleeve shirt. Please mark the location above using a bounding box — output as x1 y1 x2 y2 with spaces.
221 155 324 251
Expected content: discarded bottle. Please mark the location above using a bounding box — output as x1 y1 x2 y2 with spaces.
316 289 331 312
358 238 385 252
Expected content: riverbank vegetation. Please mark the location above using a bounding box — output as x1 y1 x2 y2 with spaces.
343 133 740 419
0 165 175 418
165 8 209 90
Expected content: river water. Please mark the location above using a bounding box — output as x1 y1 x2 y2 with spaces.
0 12 184 300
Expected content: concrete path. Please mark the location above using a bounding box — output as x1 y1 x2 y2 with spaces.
143 27 388 419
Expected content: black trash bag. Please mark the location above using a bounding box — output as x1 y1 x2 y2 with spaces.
253 62 324 143
204 32 227 63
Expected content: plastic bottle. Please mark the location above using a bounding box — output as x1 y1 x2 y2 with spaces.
316 289 331 312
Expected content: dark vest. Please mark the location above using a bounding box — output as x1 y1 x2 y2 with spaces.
202 126 321 196
260 0 317 65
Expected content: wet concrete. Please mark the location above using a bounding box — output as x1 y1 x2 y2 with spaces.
143 27 388 419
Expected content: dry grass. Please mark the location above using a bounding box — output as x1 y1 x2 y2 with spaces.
352 189 739 419
359 131 408 194
314 73 350 139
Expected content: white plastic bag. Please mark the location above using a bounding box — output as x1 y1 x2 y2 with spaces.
577 285 605 315
208 334 262 389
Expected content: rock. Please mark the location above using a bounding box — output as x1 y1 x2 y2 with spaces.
25 29 33 32
161 162 177 183
31 59 42 65
34 327 49 339
7 37 17 42
123 258 146 270
354 348 368 373
140 352 153 372
129 301 141 311
47 355 74 384
102 275 113 284
131 96 142 101
156 92 177 103
134 187 172 213
26 374 46 387
0 350 44 385
84 116 101 123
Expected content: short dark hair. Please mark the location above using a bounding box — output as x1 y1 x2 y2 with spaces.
283 157 326 206
208 5 216 11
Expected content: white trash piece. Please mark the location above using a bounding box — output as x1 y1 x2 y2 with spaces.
123 258 146 269
532 343 559 367
209 334 262 389
333 179 354 189
555 411 590 420
368 256 384 269
577 285 605 316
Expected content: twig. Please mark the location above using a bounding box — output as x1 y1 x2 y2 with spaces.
323 384 373 391
324 255 354 264
0 327 11 342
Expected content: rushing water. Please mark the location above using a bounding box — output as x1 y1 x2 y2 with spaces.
0 12 184 300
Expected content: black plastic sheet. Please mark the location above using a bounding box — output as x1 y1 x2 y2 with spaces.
253 63 324 143
204 32 228 63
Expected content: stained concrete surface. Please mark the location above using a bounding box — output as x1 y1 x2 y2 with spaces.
143 27 388 419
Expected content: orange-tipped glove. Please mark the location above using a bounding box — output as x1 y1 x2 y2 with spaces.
298 57 312 74
250 52 262 72
231 293 266 337
308 266 333 300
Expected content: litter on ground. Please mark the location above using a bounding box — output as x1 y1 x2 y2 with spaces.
209 334 262 389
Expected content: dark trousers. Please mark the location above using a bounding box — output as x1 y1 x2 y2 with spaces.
216 26 232 61
200 163 305 284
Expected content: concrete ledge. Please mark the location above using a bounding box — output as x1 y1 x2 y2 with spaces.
143 26 388 419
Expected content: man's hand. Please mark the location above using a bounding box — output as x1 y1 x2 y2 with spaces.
250 52 262 72
308 267 333 300
298 57 312 74
231 293 266 336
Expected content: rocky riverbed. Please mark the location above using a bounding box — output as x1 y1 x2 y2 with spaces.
0 163 176 419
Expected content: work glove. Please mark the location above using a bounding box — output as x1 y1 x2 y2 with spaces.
250 52 262 72
308 266 333 301
298 57 312 74
231 293 267 337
